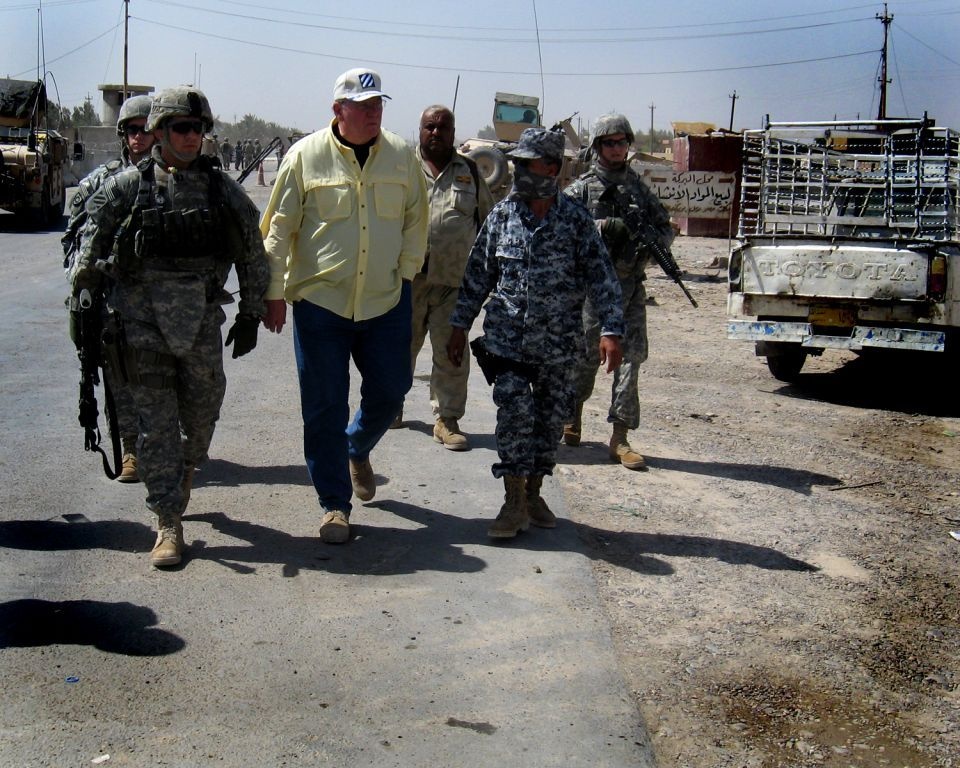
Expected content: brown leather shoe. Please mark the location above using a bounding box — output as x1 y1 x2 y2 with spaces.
433 417 469 451
319 509 350 544
349 457 376 501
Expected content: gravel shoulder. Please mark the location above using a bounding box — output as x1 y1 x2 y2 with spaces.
557 236 960 768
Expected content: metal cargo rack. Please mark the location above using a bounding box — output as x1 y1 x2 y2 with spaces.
738 117 960 242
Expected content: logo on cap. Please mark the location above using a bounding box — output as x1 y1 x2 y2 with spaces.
358 73 375 88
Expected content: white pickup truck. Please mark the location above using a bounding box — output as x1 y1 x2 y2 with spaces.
727 117 959 380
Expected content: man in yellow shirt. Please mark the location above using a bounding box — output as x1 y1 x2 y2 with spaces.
260 68 428 543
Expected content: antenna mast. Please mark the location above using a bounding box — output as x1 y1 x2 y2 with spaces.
876 3 892 120
123 0 130 100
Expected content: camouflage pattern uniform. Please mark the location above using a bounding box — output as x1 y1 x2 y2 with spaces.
564 161 673 430
62 94 154 481
411 146 494 421
449 191 624 478
69 146 269 521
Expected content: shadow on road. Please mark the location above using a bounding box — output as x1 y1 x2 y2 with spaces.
774 350 960 417
0 599 185 655
558 447 839 495
0 517 151 551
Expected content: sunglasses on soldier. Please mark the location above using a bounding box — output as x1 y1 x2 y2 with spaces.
124 124 149 136
600 138 630 148
168 120 205 135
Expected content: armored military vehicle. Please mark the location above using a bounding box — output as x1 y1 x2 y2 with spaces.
460 92 585 200
0 78 69 227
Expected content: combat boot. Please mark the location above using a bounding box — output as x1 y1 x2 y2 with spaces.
181 464 196 507
488 476 529 538
150 511 184 567
433 417 469 451
562 402 583 447
609 422 647 471
117 435 139 483
526 474 557 528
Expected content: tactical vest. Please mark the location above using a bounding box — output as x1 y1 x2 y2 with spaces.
571 172 646 280
114 157 241 276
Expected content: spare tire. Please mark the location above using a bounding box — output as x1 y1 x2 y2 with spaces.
466 146 508 189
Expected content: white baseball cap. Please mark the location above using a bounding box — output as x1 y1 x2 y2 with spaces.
333 68 392 102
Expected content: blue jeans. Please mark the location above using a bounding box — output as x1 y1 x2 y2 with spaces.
292 285 412 513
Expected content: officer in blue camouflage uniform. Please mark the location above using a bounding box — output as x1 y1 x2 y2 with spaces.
447 128 624 538
68 87 269 568
62 94 155 484
563 113 674 471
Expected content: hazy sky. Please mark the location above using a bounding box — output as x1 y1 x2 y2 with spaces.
3 0 959 143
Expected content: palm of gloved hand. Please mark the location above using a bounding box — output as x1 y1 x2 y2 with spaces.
225 314 260 358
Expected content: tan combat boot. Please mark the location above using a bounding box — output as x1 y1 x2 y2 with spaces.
526 474 557 528
609 423 647 471
433 417 469 451
562 402 583 447
117 435 139 483
150 511 184 567
488 476 529 538
181 463 196 507
350 457 376 501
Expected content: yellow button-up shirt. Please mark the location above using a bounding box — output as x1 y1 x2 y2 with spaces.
260 120 427 321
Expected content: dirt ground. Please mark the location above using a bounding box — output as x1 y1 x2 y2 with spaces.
556 237 960 768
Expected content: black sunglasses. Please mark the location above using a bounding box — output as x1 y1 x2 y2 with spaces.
600 138 630 148
168 120 205 135
124 124 149 136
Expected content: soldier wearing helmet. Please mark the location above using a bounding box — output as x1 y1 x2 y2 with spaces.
67 86 270 568
61 93 158 483
447 127 624 538
562 113 674 471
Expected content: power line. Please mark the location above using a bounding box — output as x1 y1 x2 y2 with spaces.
10 22 122 78
138 0 873 44
133 15 877 77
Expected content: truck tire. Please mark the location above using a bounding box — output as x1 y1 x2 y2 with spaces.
762 343 807 382
466 146 508 189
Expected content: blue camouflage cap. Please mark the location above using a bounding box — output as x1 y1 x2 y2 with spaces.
507 127 564 164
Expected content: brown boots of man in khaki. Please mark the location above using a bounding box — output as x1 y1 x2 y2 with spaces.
609 422 647 471
488 476 529 538
526 474 557 528
433 416 469 451
150 511 184 567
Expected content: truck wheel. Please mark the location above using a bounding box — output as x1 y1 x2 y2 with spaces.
467 146 508 189
763 343 807 382
28 184 52 229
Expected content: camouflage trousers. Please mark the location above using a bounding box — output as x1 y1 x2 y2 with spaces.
102 360 139 446
409 275 469 420
573 278 648 430
491 363 574 479
125 308 226 516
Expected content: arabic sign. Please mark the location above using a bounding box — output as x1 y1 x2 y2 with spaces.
639 170 735 218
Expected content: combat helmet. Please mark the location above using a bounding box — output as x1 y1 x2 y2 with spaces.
591 113 635 147
146 87 213 132
116 95 153 135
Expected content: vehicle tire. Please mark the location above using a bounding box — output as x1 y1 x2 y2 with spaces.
763 343 807 382
27 182 52 229
46 178 65 227
466 146 508 189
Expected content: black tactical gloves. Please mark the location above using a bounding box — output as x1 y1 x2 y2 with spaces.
225 313 260 358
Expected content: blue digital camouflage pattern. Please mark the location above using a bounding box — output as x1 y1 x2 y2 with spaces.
450 192 624 477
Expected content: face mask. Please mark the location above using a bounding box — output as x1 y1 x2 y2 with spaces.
512 162 558 200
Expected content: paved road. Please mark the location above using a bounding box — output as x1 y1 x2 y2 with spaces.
0 178 655 767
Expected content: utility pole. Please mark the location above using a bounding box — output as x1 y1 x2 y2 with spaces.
649 102 655 154
122 0 129 100
876 3 892 120
729 90 738 131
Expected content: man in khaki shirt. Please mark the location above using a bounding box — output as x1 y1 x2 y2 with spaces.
393 105 493 450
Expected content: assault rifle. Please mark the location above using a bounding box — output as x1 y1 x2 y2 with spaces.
601 186 698 308
71 288 122 479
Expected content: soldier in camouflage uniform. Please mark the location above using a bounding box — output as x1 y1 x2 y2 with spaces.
448 128 624 538
68 87 269 568
562 113 674 471
393 105 494 450
62 94 155 484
